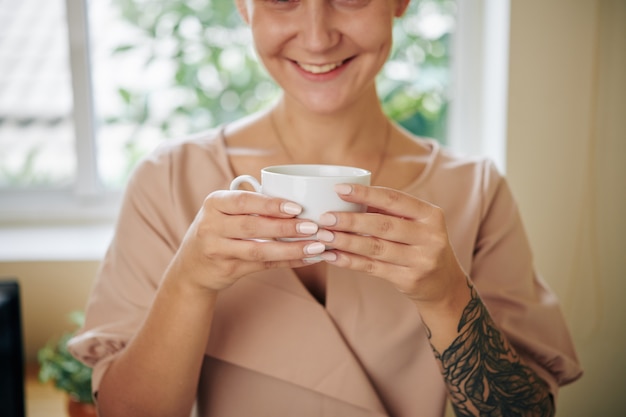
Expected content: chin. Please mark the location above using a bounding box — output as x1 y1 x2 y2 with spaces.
284 86 367 115
292 96 352 115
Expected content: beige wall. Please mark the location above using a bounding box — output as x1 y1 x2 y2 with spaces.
0 261 99 361
507 0 625 415
1 0 624 415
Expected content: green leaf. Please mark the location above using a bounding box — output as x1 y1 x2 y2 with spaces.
37 311 94 404
112 44 136 53
118 88 132 104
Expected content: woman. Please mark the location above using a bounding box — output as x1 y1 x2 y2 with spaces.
69 0 582 415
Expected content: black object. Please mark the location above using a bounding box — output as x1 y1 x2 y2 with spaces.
0 280 26 417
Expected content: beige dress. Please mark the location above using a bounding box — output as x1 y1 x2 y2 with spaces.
69 128 582 416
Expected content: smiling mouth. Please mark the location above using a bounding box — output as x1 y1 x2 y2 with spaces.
296 58 351 74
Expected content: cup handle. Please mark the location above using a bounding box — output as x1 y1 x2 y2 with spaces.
230 175 262 192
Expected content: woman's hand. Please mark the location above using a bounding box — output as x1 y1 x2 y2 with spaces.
316 184 468 309
166 189 326 293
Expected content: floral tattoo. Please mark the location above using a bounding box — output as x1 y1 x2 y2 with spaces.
429 281 555 417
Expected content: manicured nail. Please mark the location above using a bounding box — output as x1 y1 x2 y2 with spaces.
318 213 337 226
297 221 318 235
334 184 353 195
282 202 302 215
304 242 326 255
302 257 323 264
316 229 334 242
321 252 338 262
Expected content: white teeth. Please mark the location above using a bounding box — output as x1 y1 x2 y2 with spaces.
298 61 343 74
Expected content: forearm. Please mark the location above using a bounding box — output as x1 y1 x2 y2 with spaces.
419 279 554 417
97 270 218 417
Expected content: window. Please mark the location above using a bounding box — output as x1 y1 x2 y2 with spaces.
0 0 116 224
90 0 455 189
0 0 76 190
0 0 510 258
447 0 510 172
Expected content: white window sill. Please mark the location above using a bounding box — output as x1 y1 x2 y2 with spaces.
0 223 114 262
0 188 120 262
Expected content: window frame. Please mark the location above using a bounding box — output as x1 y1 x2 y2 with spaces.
0 0 511 228
66 0 100 199
0 0 119 225
447 0 510 173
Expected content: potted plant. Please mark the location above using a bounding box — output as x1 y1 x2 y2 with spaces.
38 311 97 417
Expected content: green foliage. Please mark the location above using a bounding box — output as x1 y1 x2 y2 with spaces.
380 0 455 140
107 0 455 148
38 311 93 404
110 0 278 137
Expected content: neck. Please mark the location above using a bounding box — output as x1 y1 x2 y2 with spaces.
270 94 391 164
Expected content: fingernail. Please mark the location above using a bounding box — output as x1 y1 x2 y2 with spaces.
297 221 318 235
302 257 322 264
304 242 326 255
316 229 334 242
318 213 337 226
321 252 338 262
334 184 353 195
282 202 302 215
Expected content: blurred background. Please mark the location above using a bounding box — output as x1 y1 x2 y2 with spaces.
0 0 624 415
0 0 452 191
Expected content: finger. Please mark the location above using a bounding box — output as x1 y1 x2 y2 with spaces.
318 212 418 244
334 184 439 222
220 214 320 240
237 256 325 276
219 238 327 263
320 249 412 287
316 228 414 265
209 190 303 218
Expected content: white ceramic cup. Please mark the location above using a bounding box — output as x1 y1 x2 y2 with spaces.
229 164 371 224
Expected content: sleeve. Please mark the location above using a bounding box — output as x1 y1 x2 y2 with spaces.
470 160 583 399
67 147 185 398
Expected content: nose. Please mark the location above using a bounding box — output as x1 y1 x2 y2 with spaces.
300 3 340 52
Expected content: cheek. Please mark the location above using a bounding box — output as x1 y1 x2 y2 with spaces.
343 8 395 49
348 19 394 60
250 17 289 58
